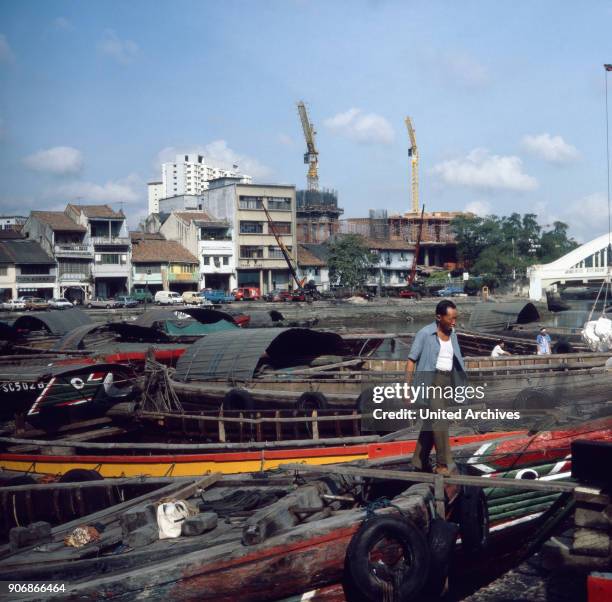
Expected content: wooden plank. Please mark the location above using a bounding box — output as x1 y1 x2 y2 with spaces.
279 463 577 494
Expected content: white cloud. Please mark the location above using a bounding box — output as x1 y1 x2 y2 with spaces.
53 17 73 31
521 133 579 164
324 108 395 145
155 141 273 180
51 173 142 204
464 200 492 216
97 30 139 65
0 34 15 64
430 148 538 191
23 146 83 175
560 192 608 241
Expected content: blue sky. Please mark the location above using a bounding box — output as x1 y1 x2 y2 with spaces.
1 0 612 241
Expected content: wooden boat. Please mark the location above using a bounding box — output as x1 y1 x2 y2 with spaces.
0 417 609 601
0 361 138 426
0 428 519 478
168 327 612 411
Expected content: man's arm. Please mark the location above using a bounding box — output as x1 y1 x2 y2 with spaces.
405 330 424 382
405 358 416 382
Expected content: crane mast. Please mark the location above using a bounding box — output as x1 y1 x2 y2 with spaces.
297 101 319 192
405 116 419 213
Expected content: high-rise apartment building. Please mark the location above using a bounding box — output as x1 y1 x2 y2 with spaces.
161 154 252 200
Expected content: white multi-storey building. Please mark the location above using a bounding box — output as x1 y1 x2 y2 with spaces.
161 154 252 199
147 181 164 214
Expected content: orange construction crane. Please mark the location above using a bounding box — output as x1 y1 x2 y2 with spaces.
262 204 304 289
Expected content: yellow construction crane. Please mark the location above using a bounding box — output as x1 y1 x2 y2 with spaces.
405 116 419 213
297 101 319 191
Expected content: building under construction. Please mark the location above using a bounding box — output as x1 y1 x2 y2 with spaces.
296 188 343 243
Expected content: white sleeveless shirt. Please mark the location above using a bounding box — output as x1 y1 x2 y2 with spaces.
435 337 454 372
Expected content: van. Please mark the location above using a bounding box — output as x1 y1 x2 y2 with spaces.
232 287 261 301
182 291 212 306
154 291 183 305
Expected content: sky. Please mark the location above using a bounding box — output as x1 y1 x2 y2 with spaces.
1 0 612 242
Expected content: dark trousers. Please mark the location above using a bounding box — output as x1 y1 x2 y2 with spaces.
412 370 454 471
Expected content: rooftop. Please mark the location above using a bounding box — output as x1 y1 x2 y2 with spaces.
129 231 166 241
297 244 326 267
131 239 198 264
30 211 86 232
0 239 56 265
66 204 125 219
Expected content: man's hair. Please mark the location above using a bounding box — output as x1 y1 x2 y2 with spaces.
436 299 457 317
497 339 504 345
540 327 546 332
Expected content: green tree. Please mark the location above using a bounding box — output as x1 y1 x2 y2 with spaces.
327 234 376 289
451 213 577 279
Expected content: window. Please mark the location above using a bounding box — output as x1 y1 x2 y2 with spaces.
267 197 291 211
202 256 210 265
240 221 264 234
223 256 229 266
96 253 126 265
240 246 264 259
268 246 292 259
135 264 161 274
270 222 291 235
239 196 263 210
213 256 221 268
21 265 51 275
0 266 7 276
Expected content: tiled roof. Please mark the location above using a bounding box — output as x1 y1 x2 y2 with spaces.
297 244 326 267
0 230 25 240
131 239 198 264
129 231 166 241
364 238 415 251
174 211 215 223
0 240 56 264
30 211 86 232
66 204 125 218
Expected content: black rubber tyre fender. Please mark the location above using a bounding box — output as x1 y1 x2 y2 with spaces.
552 338 574 354
356 387 376 414
59 469 105 518
296 391 329 411
343 515 430 602
223 388 255 412
422 518 459 598
457 486 489 554
2 475 37 532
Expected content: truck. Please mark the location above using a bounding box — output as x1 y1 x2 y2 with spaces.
200 289 235 304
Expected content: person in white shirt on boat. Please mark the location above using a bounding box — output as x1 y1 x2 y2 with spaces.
491 340 511 358
536 328 552 355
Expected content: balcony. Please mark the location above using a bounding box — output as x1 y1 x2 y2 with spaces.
59 272 89 282
92 264 130 277
91 236 130 246
133 273 162 284
16 275 56 283
54 244 94 257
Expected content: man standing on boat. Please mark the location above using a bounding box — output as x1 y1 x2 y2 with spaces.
405 299 467 475
536 327 552 355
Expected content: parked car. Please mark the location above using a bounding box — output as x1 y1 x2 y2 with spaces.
1 298 26 311
399 289 421 300
25 297 50 311
232 287 261 301
114 296 138 308
200 289 235 304
86 297 121 309
131 289 154 304
155 291 183 305
434 285 465 297
264 289 292 302
291 289 310 302
48 297 73 309
182 291 212 306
